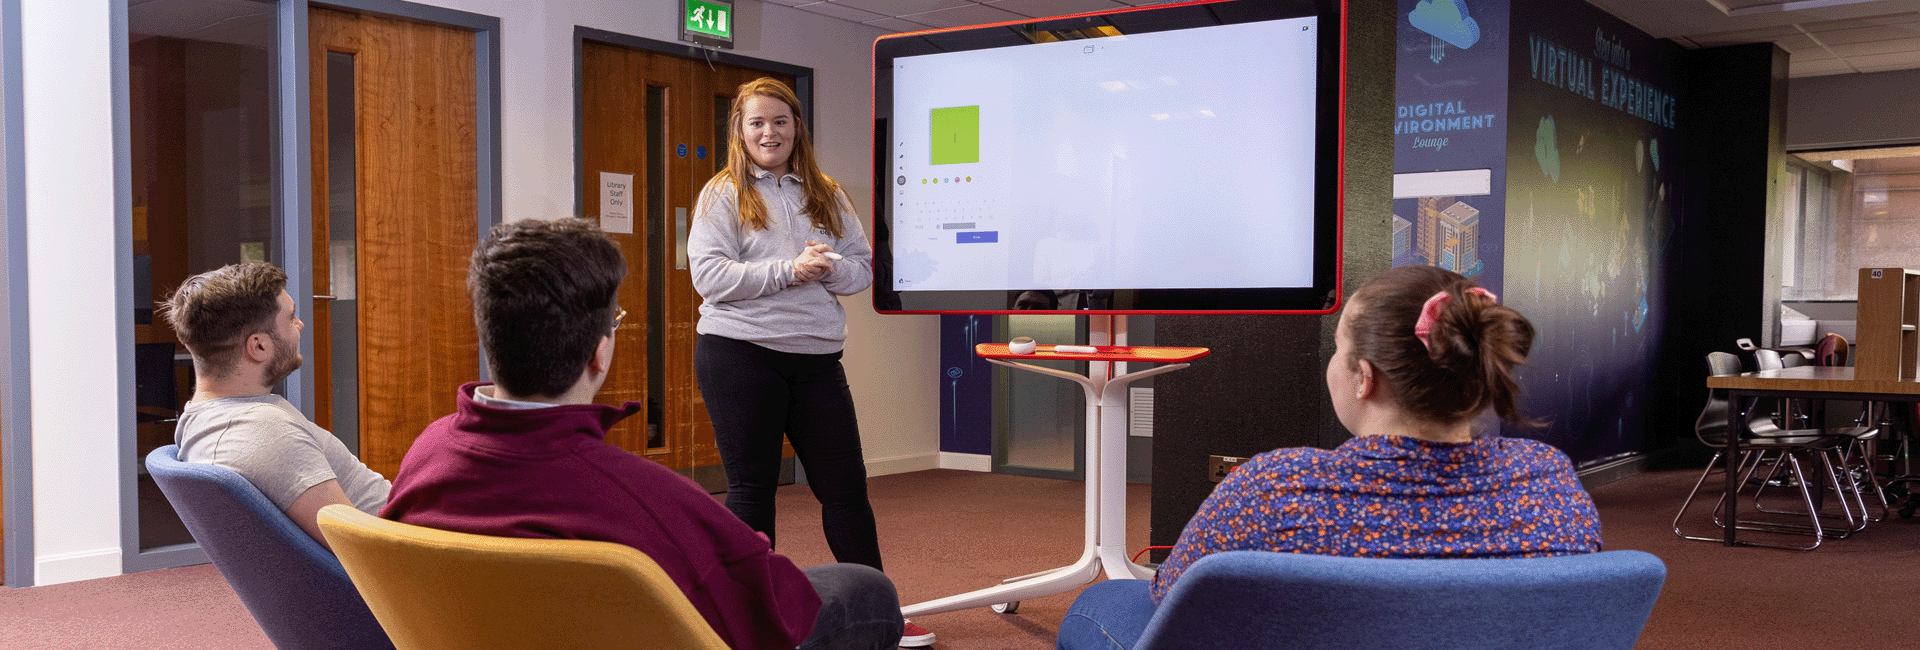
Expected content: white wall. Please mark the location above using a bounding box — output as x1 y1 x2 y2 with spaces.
23 0 124 585
1786 68 1920 150
19 0 940 585
406 0 943 474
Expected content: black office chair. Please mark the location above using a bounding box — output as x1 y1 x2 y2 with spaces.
1751 344 1816 429
1673 352 1856 550
1736 342 1883 536
1811 333 1889 524
1882 405 1920 518
1754 333 1887 528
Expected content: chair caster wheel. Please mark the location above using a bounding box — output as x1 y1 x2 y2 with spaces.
992 601 1020 614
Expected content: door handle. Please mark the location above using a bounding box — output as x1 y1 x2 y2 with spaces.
314 295 337 300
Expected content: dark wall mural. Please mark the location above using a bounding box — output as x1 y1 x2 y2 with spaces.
1498 0 1682 464
1393 0 1684 466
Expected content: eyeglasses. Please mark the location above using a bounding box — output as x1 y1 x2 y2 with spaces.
611 307 627 331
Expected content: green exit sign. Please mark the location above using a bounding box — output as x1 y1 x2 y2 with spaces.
681 0 733 49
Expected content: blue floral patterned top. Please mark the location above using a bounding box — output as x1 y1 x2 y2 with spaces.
1148 434 1602 603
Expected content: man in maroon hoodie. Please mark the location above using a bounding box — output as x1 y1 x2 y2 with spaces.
382 217 903 650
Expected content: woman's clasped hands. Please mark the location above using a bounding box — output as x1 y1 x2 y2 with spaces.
790 240 835 285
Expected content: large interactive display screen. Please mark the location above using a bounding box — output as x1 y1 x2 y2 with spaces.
871 0 1344 314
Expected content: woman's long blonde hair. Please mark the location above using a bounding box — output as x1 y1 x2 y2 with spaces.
708 78 848 236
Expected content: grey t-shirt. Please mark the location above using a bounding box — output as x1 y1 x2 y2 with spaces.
175 393 390 514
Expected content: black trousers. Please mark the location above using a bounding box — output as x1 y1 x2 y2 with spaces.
799 564 903 650
695 334 882 570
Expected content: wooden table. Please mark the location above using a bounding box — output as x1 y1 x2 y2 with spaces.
1706 366 1920 545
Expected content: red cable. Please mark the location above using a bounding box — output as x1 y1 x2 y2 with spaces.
1131 545 1173 563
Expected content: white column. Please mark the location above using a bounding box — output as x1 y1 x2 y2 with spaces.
23 0 123 585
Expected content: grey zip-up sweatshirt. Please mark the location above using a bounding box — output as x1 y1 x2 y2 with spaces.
688 168 873 354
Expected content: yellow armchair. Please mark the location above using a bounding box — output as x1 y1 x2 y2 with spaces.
316 504 729 650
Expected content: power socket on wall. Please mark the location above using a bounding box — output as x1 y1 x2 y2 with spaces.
1208 455 1249 483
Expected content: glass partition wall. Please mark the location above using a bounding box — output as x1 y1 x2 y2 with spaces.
1785 148 1920 302
127 0 279 554
1777 149 1920 351
991 314 1157 482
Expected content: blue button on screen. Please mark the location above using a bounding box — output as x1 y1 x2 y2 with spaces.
957 231 999 243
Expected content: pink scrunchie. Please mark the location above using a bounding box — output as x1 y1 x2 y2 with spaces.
1413 287 1497 351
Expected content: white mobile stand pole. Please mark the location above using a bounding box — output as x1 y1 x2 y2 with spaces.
901 314 1207 618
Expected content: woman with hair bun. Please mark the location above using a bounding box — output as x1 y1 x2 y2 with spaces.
1057 266 1601 650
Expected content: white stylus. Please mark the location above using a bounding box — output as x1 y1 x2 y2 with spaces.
1053 345 1097 353
824 252 844 260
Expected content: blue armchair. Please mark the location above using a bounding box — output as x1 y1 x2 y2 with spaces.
1059 550 1666 650
145 444 394 650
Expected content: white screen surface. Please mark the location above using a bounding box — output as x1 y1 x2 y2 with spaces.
887 16 1320 293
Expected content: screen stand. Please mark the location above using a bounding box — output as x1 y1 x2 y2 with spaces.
902 314 1205 618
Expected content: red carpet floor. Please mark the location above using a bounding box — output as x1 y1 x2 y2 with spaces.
4 467 1919 648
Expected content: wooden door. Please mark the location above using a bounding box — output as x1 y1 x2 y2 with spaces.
310 8 479 479
579 42 796 480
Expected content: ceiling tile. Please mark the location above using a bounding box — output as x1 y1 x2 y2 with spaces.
1696 30 1819 49
792 1 890 23
864 16 938 32
1856 60 1920 72
1827 38 1920 56
902 3 1029 28
832 0 975 15
1836 49 1920 67
1789 58 1859 76
1803 24 1920 46
1685 25 1802 47
1770 33 1821 52
1704 24 1805 40
1684 34 1746 47
1799 11 1920 32
761 0 811 6
1792 45 1840 60
985 0 1130 20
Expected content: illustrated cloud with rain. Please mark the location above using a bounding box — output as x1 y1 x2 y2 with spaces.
1410 0 1481 49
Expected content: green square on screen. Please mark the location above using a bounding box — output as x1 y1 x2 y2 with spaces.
930 106 979 165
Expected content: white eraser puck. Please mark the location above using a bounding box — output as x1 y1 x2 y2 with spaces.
824 252 844 260
1008 337 1037 355
1053 345 1097 354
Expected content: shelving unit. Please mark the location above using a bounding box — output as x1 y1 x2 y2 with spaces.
1855 268 1920 381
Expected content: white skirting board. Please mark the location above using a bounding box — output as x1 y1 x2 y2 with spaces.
36 547 123 586
937 452 992 472
863 452 940 477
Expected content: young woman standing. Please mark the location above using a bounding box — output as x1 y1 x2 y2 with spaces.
688 78 934 647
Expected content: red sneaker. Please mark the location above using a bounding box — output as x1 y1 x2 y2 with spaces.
900 619 936 647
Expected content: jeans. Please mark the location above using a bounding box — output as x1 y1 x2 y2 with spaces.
696 334 883 570
798 563 904 650
1057 579 1158 650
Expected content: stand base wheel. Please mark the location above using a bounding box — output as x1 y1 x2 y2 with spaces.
992 601 1020 614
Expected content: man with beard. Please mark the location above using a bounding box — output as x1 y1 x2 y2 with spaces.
159 262 390 550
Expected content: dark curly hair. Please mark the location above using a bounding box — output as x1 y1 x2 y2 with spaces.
469 218 627 398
